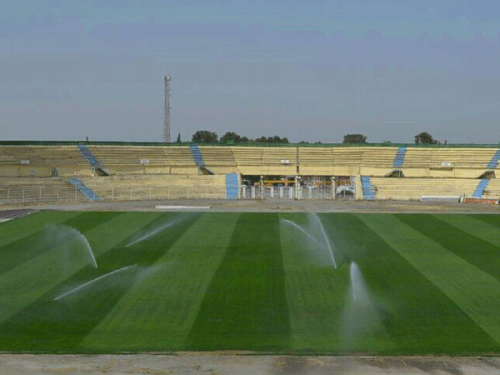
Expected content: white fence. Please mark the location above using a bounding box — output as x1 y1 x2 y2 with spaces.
240 185 355 200
0 185 356 205
0 186 225 205
93 186 225 201
0 186 84 205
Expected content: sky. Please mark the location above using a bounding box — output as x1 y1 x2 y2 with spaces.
1 0 500 144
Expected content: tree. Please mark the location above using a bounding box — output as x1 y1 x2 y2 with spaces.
254 135 289 143
220 132 242 144
176 133 181 143
414 132 438 144
343 134 367 144
192 130 218 143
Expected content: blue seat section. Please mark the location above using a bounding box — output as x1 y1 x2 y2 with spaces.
472 178 490 198
487 149 500 169
69 178 99 201
226 174 239 199
77 144 100 167
360 176 375 200
393 146 407 168
189 145 205 167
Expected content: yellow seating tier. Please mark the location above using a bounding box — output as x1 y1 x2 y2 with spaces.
371 177 479 200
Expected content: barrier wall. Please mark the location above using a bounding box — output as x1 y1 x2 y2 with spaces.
79 174 227 201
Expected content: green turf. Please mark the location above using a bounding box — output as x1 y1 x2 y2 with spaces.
1 211 500 354
187 213 290 351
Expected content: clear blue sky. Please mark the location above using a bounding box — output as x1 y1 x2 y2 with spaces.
1 0 500 143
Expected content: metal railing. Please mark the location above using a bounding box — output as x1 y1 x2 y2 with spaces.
93 186 225 201
240 185 355 200
0 186 226 205
0 187 84 205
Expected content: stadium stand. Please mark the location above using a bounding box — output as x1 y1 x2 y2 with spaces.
87 145 199 175
0 142 498 204
198 146 238 175
371 177 479 200
298 147 337 175
482 178 500 199
231 146 297 175
77 144 112 176
297 147 398 176
297 147 335 175
0 145 91 177
79 174 227 200
402 147 498 177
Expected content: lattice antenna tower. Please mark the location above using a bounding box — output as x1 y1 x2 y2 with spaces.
164 75 171 142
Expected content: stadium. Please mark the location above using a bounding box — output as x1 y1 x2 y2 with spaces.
1 141 500 204
1 141 500 373
2 0 500 372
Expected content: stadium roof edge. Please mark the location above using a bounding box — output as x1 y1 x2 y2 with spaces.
0 140 499 148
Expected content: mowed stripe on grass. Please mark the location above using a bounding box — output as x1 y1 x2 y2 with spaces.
188 213 290 351
0 212 163 349
280 213 352 352
323 213 496 354
361 214 500 349
0 212 123 276
0 211 80 248
0 212 199 352
82 213 240 351
471 214 500 229
398 215 500 284
437 214 500 249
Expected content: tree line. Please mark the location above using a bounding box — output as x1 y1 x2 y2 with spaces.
182 130 441 145
187 131 289 144
340 132 441 144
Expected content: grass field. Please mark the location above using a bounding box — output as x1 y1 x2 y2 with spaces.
1 211 500 354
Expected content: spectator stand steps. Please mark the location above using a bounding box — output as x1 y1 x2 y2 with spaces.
361 176 376 200
77 144 110 176
69 178 99 201
472 178 490 198
393 146 407 168
225 174 239 199
487 149 500 169
190 145 214 175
